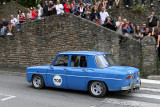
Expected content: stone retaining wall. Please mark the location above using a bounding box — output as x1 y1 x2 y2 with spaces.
0 13 156 76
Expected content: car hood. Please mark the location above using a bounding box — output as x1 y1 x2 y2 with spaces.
27 65 50 70
106 66 139 75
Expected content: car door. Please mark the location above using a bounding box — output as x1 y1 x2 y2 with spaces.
66 55 87 91
47 55 69 88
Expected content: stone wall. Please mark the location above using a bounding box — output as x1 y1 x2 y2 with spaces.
0 2 26 21
0 1 157 76
0 14 120 67
141 37 157 77
119 36 142 68
107 0 160 27
1 1 160 27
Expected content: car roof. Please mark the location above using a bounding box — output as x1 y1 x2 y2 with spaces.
59 51 110 56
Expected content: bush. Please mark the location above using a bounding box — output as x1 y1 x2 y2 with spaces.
132 4 147 13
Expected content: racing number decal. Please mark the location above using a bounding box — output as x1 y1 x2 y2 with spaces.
53 75 62 86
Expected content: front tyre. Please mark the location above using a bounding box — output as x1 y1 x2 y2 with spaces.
32 75 45 89
89 81 107 97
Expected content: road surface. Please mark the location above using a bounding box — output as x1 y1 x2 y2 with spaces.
0 74 160 107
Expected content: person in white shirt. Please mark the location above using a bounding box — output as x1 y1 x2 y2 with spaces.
116 16 123 35
100 7 109 25
55 0 64 14
17 9 25 21
27 8 32 20
37 4 43 19
7 15 18 35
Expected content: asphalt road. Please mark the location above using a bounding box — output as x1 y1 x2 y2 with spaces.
0 74 160 107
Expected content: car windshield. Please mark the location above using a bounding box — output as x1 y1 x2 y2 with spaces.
95 54 117 68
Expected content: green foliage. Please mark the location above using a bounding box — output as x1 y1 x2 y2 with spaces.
132 4 148 13
18 0 42 8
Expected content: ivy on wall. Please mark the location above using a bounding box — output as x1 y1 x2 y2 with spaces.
0 0 43 8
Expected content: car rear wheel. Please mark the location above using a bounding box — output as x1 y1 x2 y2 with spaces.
32 75 44 89
89 81 107 97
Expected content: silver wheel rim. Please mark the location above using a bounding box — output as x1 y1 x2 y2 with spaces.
33 76 41 88
91 82 103 96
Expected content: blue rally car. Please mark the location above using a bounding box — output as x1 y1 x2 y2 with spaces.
26 51 141 97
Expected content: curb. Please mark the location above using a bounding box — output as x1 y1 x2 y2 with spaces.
147 75 160 80
0 70 26 77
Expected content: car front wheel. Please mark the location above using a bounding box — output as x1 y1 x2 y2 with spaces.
89 81 107 97
32 75 44 89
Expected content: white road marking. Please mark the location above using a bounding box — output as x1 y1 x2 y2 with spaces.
1 96 16 101
141 79 160 84
101 98 160 107
125 93 160 100
140 88 160 93
0 93 16 101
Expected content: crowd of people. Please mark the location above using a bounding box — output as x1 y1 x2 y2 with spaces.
0 0 160 59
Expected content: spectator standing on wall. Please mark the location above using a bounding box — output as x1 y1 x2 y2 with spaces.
84 6 91 20
0 18 9 36
102 0 108 9
71 0 77 15
100 7 109 25
134 25 142 41
140 23 146 33
7 15 18 35
151 27 159 40
142 0 153 6
91 6 100 24
37 4 43 19
148 12 159 32
27 8 32 20
78 0 86 7
43 0 49 16
48 1 57 15
31 7 38 20
116 16 123 35
122 19 134 37
115 0 120 8
123 0 130 7
56 0 64 14
95 1 100 10
141 28 151 38
109 0 114 9
64 0 71 13
77 3 85 18
103 16 116 31
157 33 160 61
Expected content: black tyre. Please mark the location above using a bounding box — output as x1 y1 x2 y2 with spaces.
89 81 107 97
32 75 45 89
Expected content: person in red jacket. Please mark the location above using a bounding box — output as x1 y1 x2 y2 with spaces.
64 0 71 13
31 7 38 20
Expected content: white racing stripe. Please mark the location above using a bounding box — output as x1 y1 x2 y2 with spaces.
140 88 160 93
141 79 160 84
101 98 160 107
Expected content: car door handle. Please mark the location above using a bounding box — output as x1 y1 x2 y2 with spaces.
82 70 86 72
64 68 67 71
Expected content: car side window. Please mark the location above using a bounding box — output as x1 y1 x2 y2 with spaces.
54 55 69 66
70 55 87 67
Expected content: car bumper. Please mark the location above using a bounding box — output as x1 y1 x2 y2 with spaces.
121 79 141 91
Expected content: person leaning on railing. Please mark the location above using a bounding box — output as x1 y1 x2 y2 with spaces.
157 32 160 61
